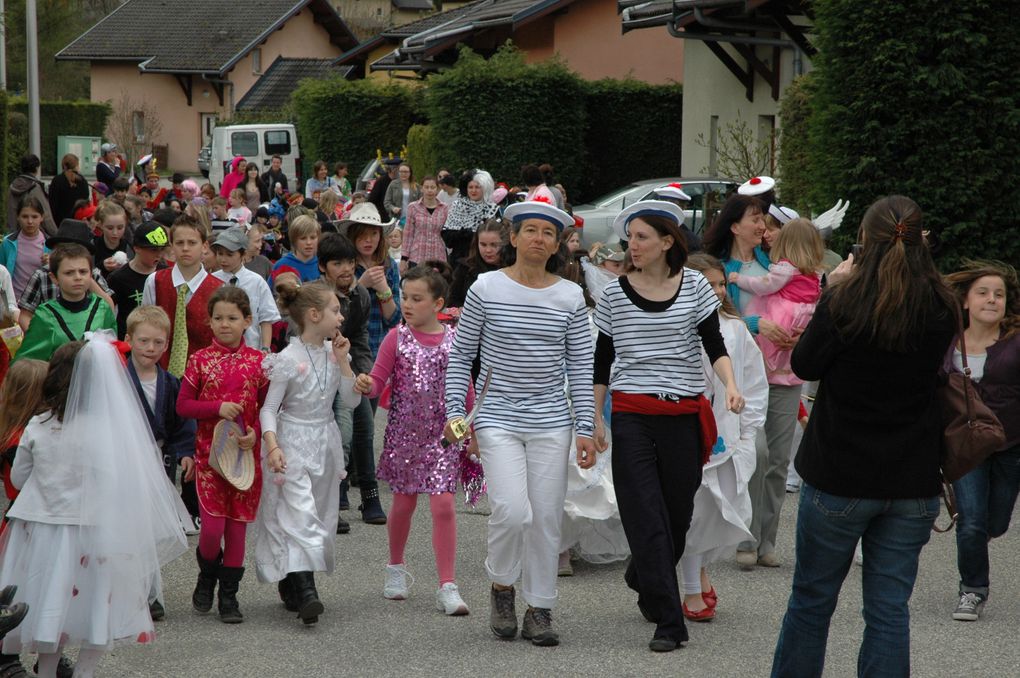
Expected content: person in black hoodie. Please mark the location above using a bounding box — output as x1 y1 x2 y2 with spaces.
5 155 56 237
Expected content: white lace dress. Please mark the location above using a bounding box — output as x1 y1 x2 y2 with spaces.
254 338 360 583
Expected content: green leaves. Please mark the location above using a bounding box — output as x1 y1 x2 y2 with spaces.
6 98 111 175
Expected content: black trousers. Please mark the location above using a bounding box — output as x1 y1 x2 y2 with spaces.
612 412 703 643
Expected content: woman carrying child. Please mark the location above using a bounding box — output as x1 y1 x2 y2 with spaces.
256 280 361 625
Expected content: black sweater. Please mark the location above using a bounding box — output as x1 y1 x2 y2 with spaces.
792 291 955 499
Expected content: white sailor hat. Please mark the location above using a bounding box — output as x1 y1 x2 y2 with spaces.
653 182 692 202
503 196 574 231
738 175 776 196
612 200 684 241
768 204 800 225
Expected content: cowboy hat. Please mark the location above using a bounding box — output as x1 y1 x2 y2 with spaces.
209 420 255 491
336 202 396 237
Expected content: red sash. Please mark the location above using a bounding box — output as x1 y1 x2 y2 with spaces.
611 392 718 465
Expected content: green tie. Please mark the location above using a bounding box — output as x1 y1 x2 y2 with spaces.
168 284 189 377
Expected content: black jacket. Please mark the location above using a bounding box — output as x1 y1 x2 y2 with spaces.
337 283 373 375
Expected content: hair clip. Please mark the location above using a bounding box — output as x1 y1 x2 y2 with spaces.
893 221 908 241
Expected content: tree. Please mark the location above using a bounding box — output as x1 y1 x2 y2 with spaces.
806 0 1020 268
3 0 114 100
106 89 164 168
695 113 774 182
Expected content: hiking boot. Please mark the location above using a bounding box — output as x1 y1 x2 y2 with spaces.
649 636 679 652
278 574 299 612
217 565 245 624
0 586 16 607
192 547 221 613
383 564 412 600
952 592 985 621
435 583 469 616
521 607 559 647
31 655 74 678
489 585 518 639
336 514 351 534
359 487 387 525
0 604 28 637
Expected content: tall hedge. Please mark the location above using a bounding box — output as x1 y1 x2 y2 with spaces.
291 77 419 168
406 124 439 182
8 99 111 175
424 45 587 199
776 73 813 214
807 0 1020 268
0 91 7 221
581 79 682 201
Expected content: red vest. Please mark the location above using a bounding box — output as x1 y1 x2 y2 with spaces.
154 268 223 371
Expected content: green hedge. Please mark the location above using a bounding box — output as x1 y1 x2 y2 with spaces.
8 99 111 175
776 73 813 214
0 91 7 221
406 124 439 182
424 45 587 200
291 77 418 170
581 78 682 202
807 0 1020 268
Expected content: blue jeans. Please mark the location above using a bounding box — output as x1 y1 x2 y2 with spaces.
952 444 1020 598
771 483 939 678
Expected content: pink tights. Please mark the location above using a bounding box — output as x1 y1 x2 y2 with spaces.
388 492 457 584
198 505 247 568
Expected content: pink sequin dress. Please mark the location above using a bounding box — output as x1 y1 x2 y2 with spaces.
374 324 464 495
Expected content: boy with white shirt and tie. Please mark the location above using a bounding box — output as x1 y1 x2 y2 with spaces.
209 227 280 351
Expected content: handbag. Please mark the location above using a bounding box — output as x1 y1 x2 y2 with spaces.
933 319 1007 532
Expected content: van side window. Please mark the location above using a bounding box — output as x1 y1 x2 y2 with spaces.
265 130 291 156
231 132 258 157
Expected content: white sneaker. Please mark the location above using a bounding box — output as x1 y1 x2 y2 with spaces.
383 564 412 600
435 582 469 616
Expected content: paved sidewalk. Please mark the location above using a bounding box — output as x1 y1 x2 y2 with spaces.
87 415 1020 677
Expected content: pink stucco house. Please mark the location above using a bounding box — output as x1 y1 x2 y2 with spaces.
56 0 360 172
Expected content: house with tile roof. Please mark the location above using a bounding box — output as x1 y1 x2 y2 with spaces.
57 0 359 172
337 0 684 84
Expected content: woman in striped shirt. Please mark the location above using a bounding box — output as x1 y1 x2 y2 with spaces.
444 199 597 648
593 200 744 653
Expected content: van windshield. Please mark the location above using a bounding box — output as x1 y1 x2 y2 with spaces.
231 132 258 157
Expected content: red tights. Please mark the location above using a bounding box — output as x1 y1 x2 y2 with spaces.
198 505 247 568
388 492 457 584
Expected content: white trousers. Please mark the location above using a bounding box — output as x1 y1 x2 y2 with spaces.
476 427 572 610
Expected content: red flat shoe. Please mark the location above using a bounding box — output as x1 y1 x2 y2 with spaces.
682 602 715 622
702 587 718 609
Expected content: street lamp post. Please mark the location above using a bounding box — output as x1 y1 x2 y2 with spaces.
26 0 42 156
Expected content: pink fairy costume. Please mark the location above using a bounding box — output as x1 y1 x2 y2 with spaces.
735 259 822 385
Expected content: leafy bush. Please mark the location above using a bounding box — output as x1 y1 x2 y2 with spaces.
582 78 683 201
8 99 111 175
776 73 813 213
424 45 587 199
291 77 419 169
0 92 6 221
405 124 439 181
807 0 1020 268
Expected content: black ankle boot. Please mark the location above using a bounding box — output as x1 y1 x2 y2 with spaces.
277 573 299 612
192 547 221 613
359 487 387 525
290 571 325 625
217 565 245 624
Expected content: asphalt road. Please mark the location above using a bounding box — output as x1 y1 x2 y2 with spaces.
79 414 1020 677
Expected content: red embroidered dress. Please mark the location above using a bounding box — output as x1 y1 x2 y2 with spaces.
153 269 223 371
178 340 267 522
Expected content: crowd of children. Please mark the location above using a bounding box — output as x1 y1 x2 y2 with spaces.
4 156 1012 673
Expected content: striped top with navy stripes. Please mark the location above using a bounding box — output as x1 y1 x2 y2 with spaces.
445 270 595 437
593 270 722 397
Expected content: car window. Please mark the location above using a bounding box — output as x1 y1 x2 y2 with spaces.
264 130 291 156
593 185 639 209
231 131 258 158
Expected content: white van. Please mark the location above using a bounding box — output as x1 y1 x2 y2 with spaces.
209 123 301 193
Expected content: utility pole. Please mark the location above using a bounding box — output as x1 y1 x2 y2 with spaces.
26 0 41 156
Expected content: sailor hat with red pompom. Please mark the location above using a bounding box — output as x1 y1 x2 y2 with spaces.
653 182 692 202
503 195 575 231
737 175 776 196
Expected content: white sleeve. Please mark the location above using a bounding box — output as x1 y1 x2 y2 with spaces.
0 267 16 314
338 374 361 409
256 278 282 324
142 272 157 307
259 377 286 438
10 424 38 490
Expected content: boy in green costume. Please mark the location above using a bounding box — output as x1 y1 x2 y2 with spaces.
16 243 116 362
